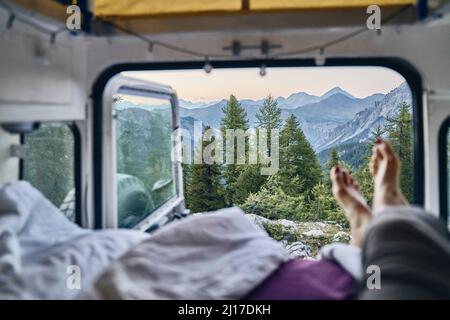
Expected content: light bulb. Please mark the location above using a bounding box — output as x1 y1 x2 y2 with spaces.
6 13 15 30
259 64 267 77
314 47 326 66
147 42 154 60
50 32 56 46
204 58 212 74
375 28 384 46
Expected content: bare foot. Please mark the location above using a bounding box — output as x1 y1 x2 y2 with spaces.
371 139 408 213
331 166 372 247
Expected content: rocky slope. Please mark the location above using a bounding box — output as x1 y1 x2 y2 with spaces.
245 214 351 258
316 82 412 152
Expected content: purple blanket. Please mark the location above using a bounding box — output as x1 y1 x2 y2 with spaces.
246 258 356 300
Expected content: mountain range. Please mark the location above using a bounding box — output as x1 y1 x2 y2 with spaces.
179 83 412 154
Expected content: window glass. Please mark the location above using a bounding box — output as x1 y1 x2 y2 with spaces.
23 123 76 222
113 93 176 228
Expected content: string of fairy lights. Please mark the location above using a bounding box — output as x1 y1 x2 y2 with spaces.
0 1 413 76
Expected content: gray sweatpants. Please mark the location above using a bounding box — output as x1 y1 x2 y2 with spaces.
359 206 450 299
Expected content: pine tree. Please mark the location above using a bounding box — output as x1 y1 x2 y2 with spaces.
221 94 249 131
186 127 225 213
241 175 308 221
355 163 374 205
256 94 282 157
370 124 384 143
182 163 192 208
232 164 267 205
256 94 282 130
278 114 322 196
385 102 413 202
324 147 342 188
220 94 250 205
308 182 347 226
326 148 341 173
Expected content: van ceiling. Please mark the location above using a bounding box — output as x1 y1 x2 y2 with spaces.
8 0 427 35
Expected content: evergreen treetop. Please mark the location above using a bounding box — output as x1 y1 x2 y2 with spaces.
256 94 282 131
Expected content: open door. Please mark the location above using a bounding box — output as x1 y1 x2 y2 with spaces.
100 74 185 231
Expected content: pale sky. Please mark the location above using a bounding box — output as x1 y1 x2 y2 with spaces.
125 66 406 102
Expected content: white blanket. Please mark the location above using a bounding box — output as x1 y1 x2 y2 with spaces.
83 208 290 300
0 182 289 300
0 182 148 299
0 181 356 300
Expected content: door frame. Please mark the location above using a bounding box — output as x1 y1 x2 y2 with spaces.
92 57 424 229
98 74 184 230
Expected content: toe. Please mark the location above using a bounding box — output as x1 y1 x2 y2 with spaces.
370 145 382 176
351 175 360 189
342 170 351 186
348 172 354 186
377 140 397 162
330 165 340 181
376 141 401 176
331 166 345 192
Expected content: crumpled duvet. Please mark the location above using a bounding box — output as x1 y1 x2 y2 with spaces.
0 181 148 299
0 182 289 300
82 208 291 300
0 181 357 300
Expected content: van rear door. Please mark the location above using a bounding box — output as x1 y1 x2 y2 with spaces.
99 74 185 231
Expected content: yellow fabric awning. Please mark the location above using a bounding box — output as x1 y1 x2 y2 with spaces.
93 0 416 18
94 0 242 17
251 0 416 10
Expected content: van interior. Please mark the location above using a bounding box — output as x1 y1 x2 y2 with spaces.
0 0 450 301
